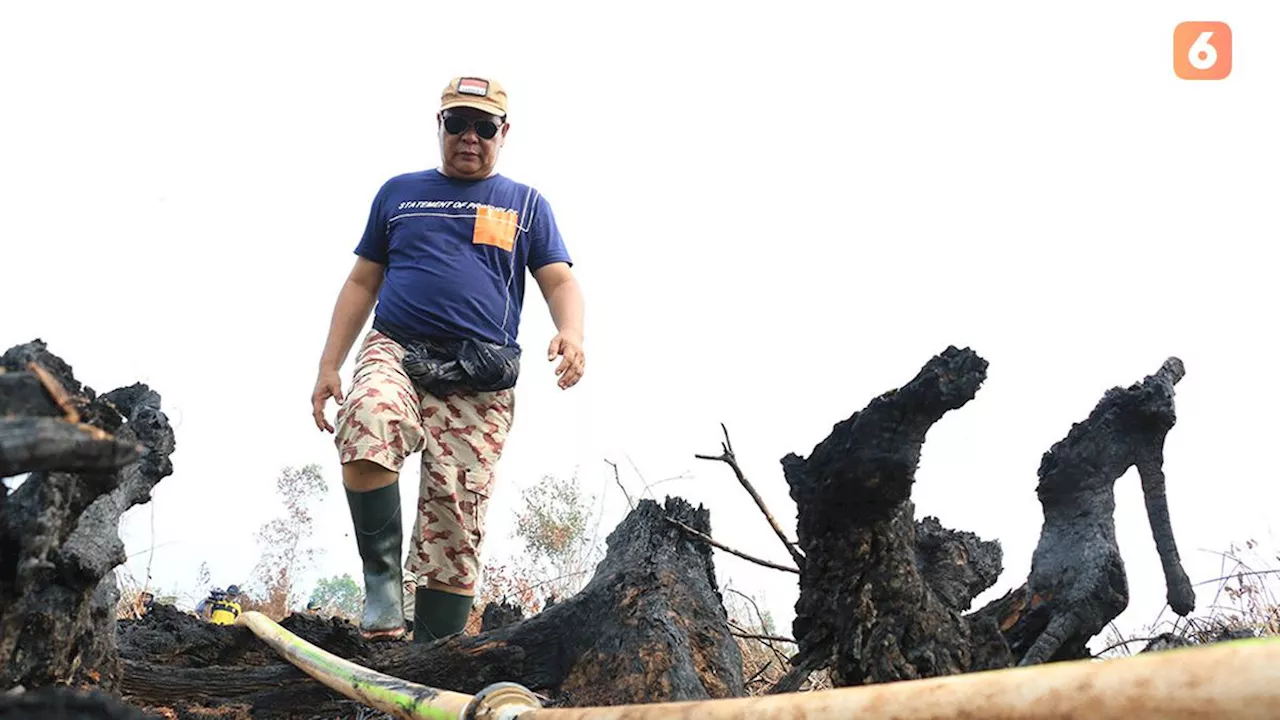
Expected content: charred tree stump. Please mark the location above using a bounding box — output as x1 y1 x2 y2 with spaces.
0 339 177 694
116 496 745 718
774 346 1002 690
771 348 1199 690
969 358 1196 665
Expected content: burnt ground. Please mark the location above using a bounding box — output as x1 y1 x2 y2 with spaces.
117 604 372 670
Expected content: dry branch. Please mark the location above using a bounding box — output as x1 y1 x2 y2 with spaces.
696 423 805 569
604 459 634 510
724 588 795 681
730 630 795 645
664 516 799 574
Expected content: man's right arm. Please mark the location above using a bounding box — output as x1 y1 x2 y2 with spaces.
319 257 386 372
312 257 386 432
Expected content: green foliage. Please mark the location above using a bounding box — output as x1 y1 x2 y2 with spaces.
311 573 364 618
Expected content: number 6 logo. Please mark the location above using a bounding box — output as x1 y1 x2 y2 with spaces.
1174 22 1232 80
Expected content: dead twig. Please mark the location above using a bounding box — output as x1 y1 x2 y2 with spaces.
605 459 634 511
1093 635 1159 657
663 516 799 574
726 589 778 634
730 628 796 645
696 423 805 569
625 454 691 502
746 660 774 686
1194 569 1280 587
726 588 794 671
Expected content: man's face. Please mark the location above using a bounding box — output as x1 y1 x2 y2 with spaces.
438 107 508 180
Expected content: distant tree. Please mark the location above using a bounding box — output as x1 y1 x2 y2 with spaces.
246 464 328 620
511 472 605 605
194 561 211 595
310 573 363 618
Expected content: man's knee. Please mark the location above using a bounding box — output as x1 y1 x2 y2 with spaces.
334 380 423 473
342 459 399 491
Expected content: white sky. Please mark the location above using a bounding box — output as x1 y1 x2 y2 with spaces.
3 2 1278 654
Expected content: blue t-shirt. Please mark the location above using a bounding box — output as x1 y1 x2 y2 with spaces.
354 169 573 349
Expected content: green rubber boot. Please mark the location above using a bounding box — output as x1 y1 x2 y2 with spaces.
345 482 406 639
412 586 474 644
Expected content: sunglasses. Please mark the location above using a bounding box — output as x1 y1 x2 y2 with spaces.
442 114 503 140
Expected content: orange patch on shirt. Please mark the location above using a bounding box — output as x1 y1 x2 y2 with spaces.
472 205 518 252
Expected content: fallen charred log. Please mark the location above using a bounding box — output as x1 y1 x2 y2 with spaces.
116 496 745 717
0 340 177 694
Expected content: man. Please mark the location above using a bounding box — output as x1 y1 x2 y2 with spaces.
208 585 243 626
310 76 585 644
135 591 155 618
193 587 218 620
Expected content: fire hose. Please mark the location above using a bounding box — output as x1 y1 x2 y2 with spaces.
236 610 1280 719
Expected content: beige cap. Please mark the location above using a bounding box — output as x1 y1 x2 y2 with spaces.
440 76 508 117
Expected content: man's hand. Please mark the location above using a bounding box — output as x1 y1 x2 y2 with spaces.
533 262 586 391
547 331 585 390
312 369 345 433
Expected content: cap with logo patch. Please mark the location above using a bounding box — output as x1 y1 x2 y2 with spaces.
440 76 508 118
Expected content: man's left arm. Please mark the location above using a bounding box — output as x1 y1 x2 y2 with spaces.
533 261 585 389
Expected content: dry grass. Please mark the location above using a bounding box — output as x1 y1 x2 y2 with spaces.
1097 538 1280 657
722 586 831 694
114 567 159 621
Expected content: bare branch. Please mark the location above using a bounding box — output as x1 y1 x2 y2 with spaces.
730 629 796 645
725 590 795 671
696 423 806 569
1093 636 1158 657
1193 569 1280 588
663 516 799 574
604 459 634 511
623 455 689 503
745 660 774 686
726 589 773 631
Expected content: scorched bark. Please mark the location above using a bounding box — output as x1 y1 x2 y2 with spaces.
776 346 1002 689
1 340 177 694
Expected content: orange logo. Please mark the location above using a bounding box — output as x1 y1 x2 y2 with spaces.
1174 22 1232 80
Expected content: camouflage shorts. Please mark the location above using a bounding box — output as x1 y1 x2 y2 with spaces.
334 329 515 600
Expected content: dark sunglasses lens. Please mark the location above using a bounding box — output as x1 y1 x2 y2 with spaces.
444 115 499 139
